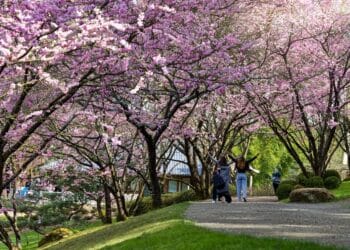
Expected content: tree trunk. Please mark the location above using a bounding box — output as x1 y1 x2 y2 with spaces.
96 196 105 223
0 225 14 250
120 194 128 218
129 183 144 215
107 164 128 221
204 165 210 198
147 141 162 208
103 184 112 224
0 189 21 249
183 140 203 198
110 190 127 222
311 157 326 177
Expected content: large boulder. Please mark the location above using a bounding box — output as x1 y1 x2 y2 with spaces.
38 227 74 247
289 188 335 203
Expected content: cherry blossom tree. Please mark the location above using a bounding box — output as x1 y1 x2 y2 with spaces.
168 89 257 198
49 105 150 222
96 1 249 208
239 1 350 176
0 1 104 247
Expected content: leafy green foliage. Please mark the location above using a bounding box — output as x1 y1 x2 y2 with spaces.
297 175 308 186
297 172 315 186
276 183 293 200
229 184 236 196
133 190 199 216
305 176 324 188
17 193 88 231
280 180 298 186
323 170 341 180
245 131 296 175
324 177 341 190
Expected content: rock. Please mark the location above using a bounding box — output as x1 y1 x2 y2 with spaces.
289 188 335 203
293 184 304 190
81 204 94 214
38 227 74 247
82 213 94 220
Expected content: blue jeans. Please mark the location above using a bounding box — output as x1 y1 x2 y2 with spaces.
236 173 247 201
20 187 29 198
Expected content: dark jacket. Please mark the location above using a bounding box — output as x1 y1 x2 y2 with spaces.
229 155 258 173
210 156 233 193
217 166 231 193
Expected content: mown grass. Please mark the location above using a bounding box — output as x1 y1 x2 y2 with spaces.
102 221 343 250
331 180 350 200
41 202 344 250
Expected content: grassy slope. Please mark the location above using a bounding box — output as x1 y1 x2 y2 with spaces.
42 203 344 250
0 220 103 250
331 180 350 200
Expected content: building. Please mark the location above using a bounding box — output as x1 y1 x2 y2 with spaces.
161 149 202 193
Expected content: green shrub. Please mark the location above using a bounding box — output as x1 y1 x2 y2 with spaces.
276 183 293 200
229 184 236 196
297 176 308 186
251 183 274 196
323 170 341 180
132 197 152 216
297 172 314 185
324 176 341 189
163 190 199 206
71 214 83 221
305 176 324 188
280 180 298 186
133 190 199 216
297 172 315 178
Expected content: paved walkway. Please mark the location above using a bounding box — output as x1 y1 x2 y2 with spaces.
185 196 350 249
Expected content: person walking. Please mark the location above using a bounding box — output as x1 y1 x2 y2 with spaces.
272 168 282 194
210 155 233 203
230 154 259 202
211 167 222 203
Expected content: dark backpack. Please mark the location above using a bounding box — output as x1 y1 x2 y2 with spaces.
213 174 225 189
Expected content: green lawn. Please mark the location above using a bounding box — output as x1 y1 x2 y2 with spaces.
2 181 350 250
331 180 350 200
40 203 344 250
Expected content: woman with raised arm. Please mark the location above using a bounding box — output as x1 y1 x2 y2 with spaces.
229 154 260 202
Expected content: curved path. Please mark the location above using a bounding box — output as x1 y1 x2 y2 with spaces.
185 197 350 249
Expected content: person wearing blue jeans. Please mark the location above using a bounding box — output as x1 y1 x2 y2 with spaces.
230 154 260 202
236 173 248 202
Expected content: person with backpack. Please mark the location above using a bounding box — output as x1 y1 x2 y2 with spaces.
210 155 233 203
230 154 259 202
211 167 222 203
271 168 282 194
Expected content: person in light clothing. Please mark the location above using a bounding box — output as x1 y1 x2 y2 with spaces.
229 155 260 202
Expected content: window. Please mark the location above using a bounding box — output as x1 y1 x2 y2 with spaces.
168 180 177 193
